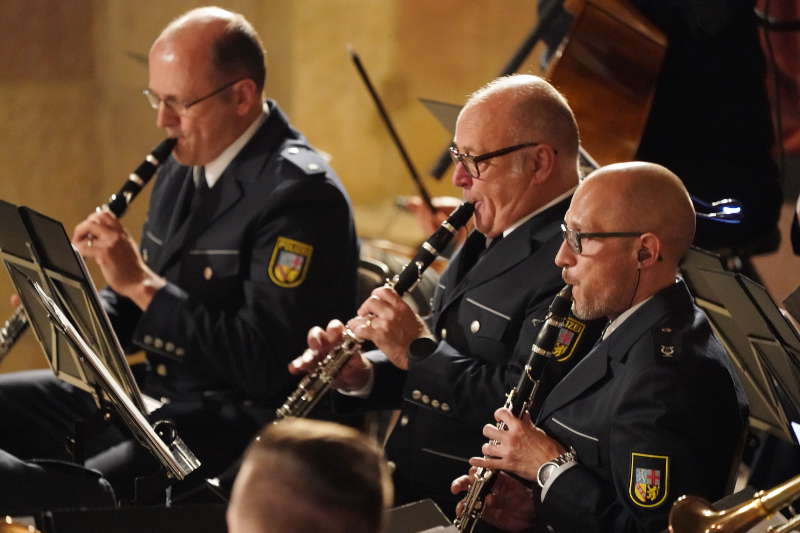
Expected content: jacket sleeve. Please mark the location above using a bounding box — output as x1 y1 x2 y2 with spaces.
131 177 358 402
539 360 742 533
401 294 557 427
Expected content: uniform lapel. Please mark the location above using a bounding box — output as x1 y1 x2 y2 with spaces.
436 200 565 323
155 173 244 273
536 281 684 422
536 340 612 423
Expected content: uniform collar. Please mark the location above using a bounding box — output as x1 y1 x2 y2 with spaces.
602 296 652 340
500 186 576 239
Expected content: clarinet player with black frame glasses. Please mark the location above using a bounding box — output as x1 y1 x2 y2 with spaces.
0 6 358 509
453 162 749 533
290 74 604 516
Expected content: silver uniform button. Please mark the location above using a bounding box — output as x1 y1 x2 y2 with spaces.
165 342 175 352
441 402 451 412
156 363 168 376
440 328 447 339
400 415 409 426
470 320 481 334
421 394 430 404
287 147 300 154
411 390 422 400
307 162 320 171
431 399 440 408
203 266 213 280
144 335 153 345
154 338 164 349
175 347 186 357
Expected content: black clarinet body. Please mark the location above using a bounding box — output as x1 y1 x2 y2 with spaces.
454 285 573 532
105 137 177 216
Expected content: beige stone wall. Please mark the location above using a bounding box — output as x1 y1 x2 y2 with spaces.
0 0 540 371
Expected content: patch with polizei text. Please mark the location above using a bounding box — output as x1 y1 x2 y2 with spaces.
551 316 586 362
629 452 669 508
267 236 313 288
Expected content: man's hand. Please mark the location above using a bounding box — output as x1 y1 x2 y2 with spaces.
72 210 165 310
348 287 431 370
451 467 536 532
288 319 373 392
469 408 566 481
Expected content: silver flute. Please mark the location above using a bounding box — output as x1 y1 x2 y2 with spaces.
276 201 475 420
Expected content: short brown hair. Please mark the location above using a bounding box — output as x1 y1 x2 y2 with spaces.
229 419 393 533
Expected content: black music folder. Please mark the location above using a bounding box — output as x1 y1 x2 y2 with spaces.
681 246 800 444
0 200 199 480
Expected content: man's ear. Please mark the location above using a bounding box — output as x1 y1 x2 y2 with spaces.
233 78 259 115
529 144 558 185
637 233 661 268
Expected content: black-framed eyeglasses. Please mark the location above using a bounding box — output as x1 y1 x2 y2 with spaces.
449 141 554 179
560 223 642 255
143 77 246 115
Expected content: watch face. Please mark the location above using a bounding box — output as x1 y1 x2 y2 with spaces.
538 462 559 488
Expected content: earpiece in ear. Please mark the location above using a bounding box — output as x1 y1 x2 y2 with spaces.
637 249 650 262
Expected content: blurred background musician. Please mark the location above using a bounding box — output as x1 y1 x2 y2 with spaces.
291 74 603 515
227 418 393 533
0 5 358 503
538 0 782 265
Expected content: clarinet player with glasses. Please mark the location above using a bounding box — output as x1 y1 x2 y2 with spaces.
453 162 749 533
291 74 603 516
0 6 358 508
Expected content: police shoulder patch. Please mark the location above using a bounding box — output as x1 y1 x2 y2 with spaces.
628 452 669 508
552 315 587 362
268 236 313 288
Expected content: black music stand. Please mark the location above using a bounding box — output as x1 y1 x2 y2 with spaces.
680 247 800 444
0 200 200 483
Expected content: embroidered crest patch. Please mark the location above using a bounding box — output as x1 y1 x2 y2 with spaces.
629 452 669 508
551 316 586 362
268 236 313 288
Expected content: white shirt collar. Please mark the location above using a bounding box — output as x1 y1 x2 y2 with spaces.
602 296 653 340
499 186 576 239
200 103 269 188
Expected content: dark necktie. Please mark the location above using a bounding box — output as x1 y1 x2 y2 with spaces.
190 166 210 212
176 166 208 230
457 232 502 282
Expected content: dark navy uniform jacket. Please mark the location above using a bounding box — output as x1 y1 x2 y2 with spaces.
536 280 748 533
101 100 358 434
361 197 603 512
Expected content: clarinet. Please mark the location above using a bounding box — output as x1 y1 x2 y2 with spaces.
104 137 178 217
276 201 475 420
0 137 177 361
454 285 573 532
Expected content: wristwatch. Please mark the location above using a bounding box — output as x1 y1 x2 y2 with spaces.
536 447 577 489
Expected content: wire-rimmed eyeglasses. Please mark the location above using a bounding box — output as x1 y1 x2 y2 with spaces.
560 223 642 255
449 142 554 179
143 77 246 115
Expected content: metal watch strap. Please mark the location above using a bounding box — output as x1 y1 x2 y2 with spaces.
536 447 577 488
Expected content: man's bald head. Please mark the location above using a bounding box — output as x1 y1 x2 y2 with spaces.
463 74 580 166
579 162 695 265
154 6 266 91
